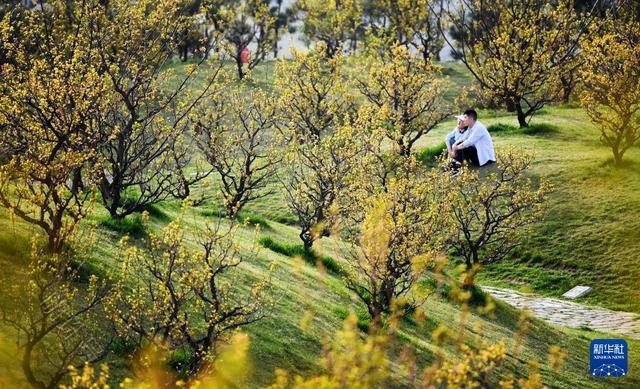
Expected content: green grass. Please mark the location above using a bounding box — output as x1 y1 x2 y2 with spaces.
1 60 640 388
417 141 447 166
415 105 640 314
201 208 273 230
257 236 344 276
94 213 146 238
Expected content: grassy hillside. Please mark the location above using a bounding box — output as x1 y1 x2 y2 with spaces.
233 57 640 314
415 107 640 314
2 202 639 388
1 60 639 388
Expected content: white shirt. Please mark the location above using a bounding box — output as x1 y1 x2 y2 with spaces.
460 120 496 166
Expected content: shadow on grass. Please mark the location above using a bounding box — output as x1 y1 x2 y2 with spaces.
488 122 559 136
597 157 640 172
201 209 273 230
257 236 344 276
95 213 146 238
144 203 172 222
0 231 31 261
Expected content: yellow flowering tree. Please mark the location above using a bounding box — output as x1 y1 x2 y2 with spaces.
60 363 110 389
445 0 585 127
447 148 551 270
357 45 448 159
92 0 222 219
345 161 454 320
107 214 270 376
269 314 390 389
364 0 443 61
193 85 280 218
580 12 640 165
295 0 363 58
211 0 277 79
0 0 112 252
0 241 112 389
275 44 366 248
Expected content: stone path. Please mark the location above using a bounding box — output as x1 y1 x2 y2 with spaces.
481 286 640 339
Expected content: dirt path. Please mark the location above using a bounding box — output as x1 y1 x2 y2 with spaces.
481 286 640 339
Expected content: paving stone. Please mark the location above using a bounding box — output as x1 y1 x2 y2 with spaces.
481 286 640 339
562 285 593 299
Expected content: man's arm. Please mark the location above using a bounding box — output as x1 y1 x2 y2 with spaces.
456 125 485 150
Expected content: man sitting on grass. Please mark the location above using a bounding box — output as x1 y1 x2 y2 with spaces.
448 109 496 168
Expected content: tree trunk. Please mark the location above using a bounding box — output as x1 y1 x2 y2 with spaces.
505 98 516 113
273 29 279 59
613 147 623 166
466 249 479 270
236 57 245 80
560 76 573 103
465 255 473 270
48 212 65 253
22 342 46 389
226 200 239 219
515 101 528 128
47 233 62 254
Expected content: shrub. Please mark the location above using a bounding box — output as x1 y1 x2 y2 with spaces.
269 213 298 226
488 123 518 133
257 237 344 275
168 348 193 374
96 213 146 238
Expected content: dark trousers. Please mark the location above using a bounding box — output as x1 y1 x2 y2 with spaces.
453 146 479 167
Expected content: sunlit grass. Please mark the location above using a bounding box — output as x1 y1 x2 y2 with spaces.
1 61 639 388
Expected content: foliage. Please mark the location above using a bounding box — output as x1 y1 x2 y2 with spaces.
60 363 110 389
93 0 219 219
447 148 551 269
275 44 366 248
364 0 443 61
345 161 453 320
295 0 363 58
212 0 277 79
0 0 112 252
0 239 113 389
269 314 390 389
106 211 270 375
579 11 640 165
357 45 448 158
424 341 506 388
445 0 587 127
194 85 279 218
79 332 252 388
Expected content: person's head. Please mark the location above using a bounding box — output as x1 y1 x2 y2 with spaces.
463 109 478 127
